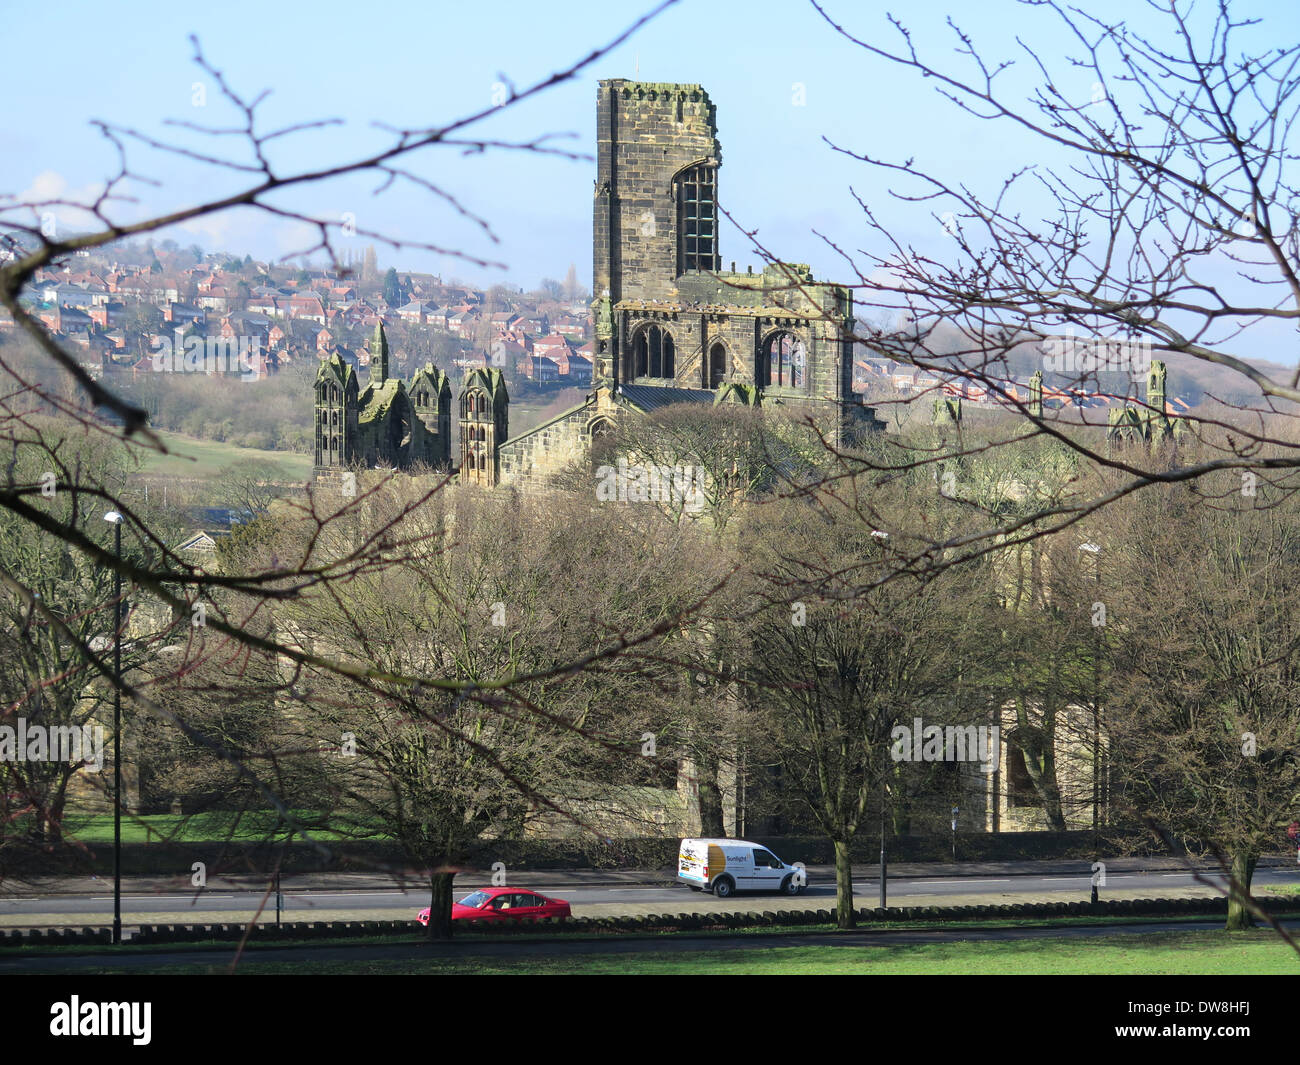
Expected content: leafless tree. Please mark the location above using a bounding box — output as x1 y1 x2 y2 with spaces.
1105 478 1300 933
0 2 690 906
725 0 1300 580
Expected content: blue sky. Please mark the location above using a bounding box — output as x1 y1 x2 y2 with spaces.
3 0 1294 357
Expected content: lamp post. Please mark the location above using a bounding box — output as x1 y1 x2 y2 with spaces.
1079 543 1102 837
104 510 124 945
872 530 889 909
879 767 888 910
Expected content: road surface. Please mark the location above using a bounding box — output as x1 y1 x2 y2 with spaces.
3 865 1296 929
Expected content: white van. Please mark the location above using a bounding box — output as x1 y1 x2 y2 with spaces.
677 838 807 899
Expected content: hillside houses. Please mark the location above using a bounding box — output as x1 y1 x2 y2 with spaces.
396 300 438 325
4 248 598 394
13 247 1201 417
854 353 1193 415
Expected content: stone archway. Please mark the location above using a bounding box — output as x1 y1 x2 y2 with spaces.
708 341 727 389
630 324 676 380
759 330 806 389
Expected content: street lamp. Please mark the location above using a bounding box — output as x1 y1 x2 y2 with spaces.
880 767 888 910
103 510 124 945
873 531 889 909
1078 543 1102 837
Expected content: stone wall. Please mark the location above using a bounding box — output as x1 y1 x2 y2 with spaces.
498 399 597 491
620 303 851 404
311 465 352 499
595 80 720 305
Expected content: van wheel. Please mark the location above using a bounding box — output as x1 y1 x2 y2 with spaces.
712 877 736 899
780 875 803 897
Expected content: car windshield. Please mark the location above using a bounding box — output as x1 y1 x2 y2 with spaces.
458 891 491 908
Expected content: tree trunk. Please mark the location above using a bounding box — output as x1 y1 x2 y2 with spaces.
890 793 910 836
834 838 856 929
46 774 70 844
424 870 456 941
1039 781 1067 832
28 807 46 845
1225 852 1257 931
1014 713 1067 831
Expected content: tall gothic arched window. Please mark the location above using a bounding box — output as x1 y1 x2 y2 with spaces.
632 324 676 380
760 331 806 388
676 164 719 273
708 342 727 389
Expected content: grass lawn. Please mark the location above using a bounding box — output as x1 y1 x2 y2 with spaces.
56 810 371 843
1 913 1256 957
134 431 312 481
39 929 1300 975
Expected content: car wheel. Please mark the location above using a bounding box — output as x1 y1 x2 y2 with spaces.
712 876 736 899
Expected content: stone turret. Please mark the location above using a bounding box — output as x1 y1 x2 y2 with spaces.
1107 359 1195 444
1028 369 1044 420
459 368 509 487
409 362 453 469
370 322 390 385
314 352 359 469
933 393 962 427
592 292 615 385
1145 360 1167 439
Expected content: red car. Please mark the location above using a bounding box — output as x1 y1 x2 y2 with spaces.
418 887 572 925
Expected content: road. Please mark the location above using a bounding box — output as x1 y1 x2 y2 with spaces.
4 865 1297 929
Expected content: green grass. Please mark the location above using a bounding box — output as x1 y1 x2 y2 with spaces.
1 913 1250 957
271 932 1300 975
135 431 312 481
55 810 372 844
28 929 1300 975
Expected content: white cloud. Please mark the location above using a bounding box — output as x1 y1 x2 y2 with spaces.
169 208 319 261
7 170 108 235
6 169 322 261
